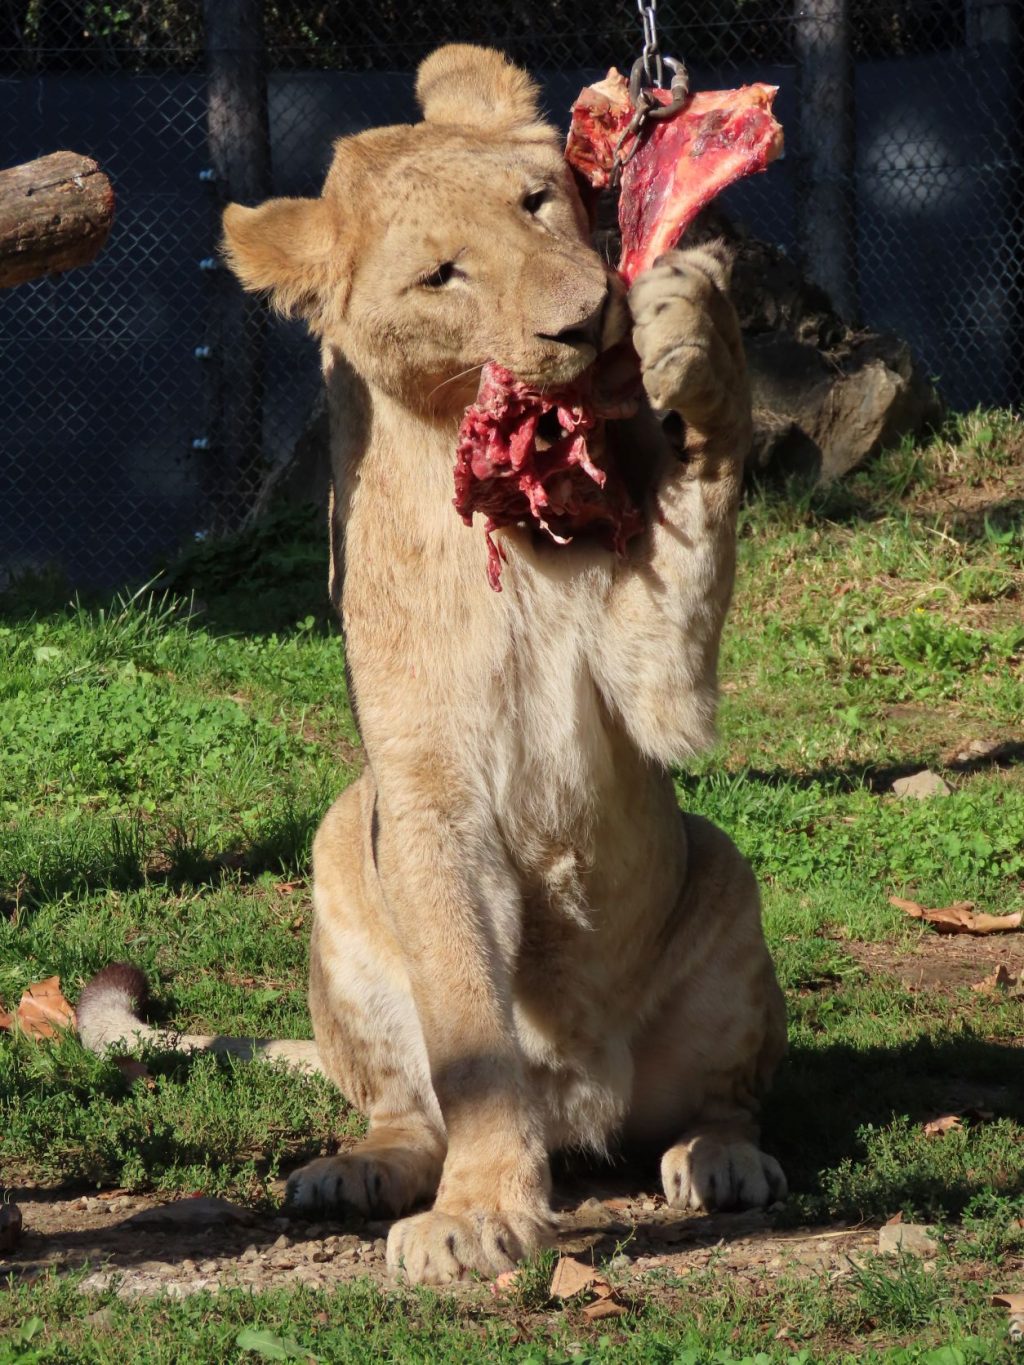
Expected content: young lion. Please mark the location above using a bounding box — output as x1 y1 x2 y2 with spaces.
230 44 786 1283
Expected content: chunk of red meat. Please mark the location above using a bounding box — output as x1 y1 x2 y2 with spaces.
453 364 643 591
455 72 783 588
566 73 783 283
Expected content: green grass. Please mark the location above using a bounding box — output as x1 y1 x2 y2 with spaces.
2 412 1023 1361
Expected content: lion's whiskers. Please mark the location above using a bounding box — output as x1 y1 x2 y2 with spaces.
427 363 486 406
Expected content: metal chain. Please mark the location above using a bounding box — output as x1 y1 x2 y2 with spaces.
637 0 664 90
611 3 690 184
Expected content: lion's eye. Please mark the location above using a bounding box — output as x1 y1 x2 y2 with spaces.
522 188 549 215
421 261 459 288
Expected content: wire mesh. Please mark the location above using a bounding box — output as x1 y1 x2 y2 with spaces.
1 0 1021 587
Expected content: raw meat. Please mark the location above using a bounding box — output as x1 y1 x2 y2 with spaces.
566 72 783 284
453 363 643 591
455 71 783 588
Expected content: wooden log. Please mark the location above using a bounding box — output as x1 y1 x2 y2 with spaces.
0 151 115 288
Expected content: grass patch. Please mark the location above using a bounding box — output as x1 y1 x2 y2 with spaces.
2 411 1023 1359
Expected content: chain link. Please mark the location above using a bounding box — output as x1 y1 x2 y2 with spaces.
637 0 664 89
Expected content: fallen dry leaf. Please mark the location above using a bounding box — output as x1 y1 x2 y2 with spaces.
0 975 76 1039
274 881 304 895
582 1295 628 1321
550 1255 602 1300
889 896 1022 935
971 963 1015 993
922 1114 962 1137
991 1292 1024 1313
884 1211 904 1226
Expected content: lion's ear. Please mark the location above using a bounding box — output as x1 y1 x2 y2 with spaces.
221 198 337 321
416 44 544 132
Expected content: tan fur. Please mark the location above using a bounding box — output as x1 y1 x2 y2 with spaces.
219 45 786 1284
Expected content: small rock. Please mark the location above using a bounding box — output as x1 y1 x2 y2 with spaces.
199 1259 219 1273
311 1249 333 1263
292 1266 323 1286
272 1233 292 1250
371 1238 387 1259
240 1245 259 1262
892 770 950 800
107 1196 133 1213
607 1252 631 1271
878 1222 938 1257
181 1259 198 1274
641 1199 658 1212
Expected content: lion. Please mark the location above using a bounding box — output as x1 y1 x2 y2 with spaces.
79 44 787 1285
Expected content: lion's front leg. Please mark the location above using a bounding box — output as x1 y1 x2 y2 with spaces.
370 781 554 1285
629 243 751 452
595 247 750 765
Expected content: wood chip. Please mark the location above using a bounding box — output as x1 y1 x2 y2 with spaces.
889 896 1022 935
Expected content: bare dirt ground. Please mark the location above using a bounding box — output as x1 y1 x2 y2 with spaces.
2 1177 877 1301
844 934 1024 994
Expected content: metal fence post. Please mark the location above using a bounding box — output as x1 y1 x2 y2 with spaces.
202 0 272 528
794 0 858 323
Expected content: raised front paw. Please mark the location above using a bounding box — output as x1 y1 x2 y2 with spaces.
386 1208 553 1284
285 1144 439 1220
661 1131 787 1212
629 245 749 432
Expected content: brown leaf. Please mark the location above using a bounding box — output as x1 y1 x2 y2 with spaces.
884 1211 904 1226
581 1295 628 1321
275 881 303 895
889 896 1022 936
971 964 1015 993
549 1256 601 1299
922 1114 962 1137
991 1293 1024 1313
0 975 76 1039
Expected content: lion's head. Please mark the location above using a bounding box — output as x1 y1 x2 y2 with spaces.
222 44 626 414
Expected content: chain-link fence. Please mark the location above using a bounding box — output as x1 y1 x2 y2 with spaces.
2 1 1021 588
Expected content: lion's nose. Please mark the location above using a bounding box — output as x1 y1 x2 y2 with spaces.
536 296 605 350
